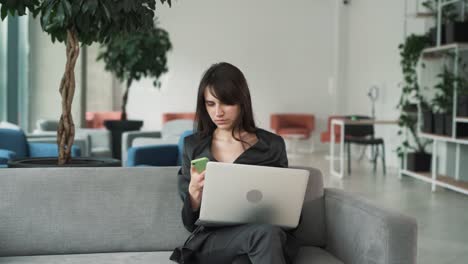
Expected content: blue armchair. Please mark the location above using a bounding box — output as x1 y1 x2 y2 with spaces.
127 130 193 167
0 128 81 167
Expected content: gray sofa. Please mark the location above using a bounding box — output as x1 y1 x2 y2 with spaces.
0 167 417 263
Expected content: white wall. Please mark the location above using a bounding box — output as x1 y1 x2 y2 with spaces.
127 0 336 146
86 44 120 112
28 16 82 131
339 0 427 167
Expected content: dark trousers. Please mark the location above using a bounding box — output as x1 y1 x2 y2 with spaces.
196 224 290 264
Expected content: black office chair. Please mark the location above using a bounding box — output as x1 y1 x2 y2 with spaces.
344 115 386 175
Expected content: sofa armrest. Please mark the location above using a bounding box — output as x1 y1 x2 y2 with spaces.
28 143 81 158
127 144 178 167
121 131 162 166
324 188 417 264
0 149 16 164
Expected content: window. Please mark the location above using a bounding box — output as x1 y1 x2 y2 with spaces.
0 15 29 129
0 19 7 122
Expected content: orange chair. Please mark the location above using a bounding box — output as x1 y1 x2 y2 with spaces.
320 115 344 143
86 111 122 128
162 112 196 124
271 114 315 138
270 114 315 153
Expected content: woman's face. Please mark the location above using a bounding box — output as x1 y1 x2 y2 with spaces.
204 88 240 131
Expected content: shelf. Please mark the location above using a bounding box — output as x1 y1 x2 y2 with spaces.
401 170 468 195
455 117 468 123
421 43 468 57
441 0 465 7
419 132 468 144
400 169 433 184
438 175 468 192
406 12 435 18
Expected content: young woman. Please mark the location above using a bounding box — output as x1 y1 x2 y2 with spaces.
170 62 297 264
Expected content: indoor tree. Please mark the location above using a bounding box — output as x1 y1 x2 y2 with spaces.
97 23 172 121
0 0 171 164
397 33 432 158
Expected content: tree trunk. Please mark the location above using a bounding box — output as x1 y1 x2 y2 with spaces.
121 79 132 120
57 29 80 165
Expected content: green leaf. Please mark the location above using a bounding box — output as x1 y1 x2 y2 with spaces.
101 1 111 21
87 0 98 15
61 0 72 18
1 5 8 20
123 0 132 12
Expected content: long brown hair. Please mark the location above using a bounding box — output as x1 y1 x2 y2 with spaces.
195 62 257 143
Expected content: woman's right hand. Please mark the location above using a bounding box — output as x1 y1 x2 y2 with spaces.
188 165 205 211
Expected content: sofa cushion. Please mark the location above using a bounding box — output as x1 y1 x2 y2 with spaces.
290 166 326 247
0 166 325 256
294 247 343 264
0 251 174 264
161 120 194 138
36 119 59 132
0 167 190 257
90 147 112 158
0 121 21 130
133 137 178 147
0 248 342 264
0 128 28 158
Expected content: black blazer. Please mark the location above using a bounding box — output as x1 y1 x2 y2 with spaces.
177 128 288 232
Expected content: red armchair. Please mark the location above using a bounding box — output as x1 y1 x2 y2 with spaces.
162 112 196 124
270 114 315 139
270 114 315 153
85 111 121 128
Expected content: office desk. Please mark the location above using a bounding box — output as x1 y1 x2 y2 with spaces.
330 118 398 178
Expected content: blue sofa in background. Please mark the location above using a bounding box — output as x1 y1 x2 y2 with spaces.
0 128 81 167
126 130 193 167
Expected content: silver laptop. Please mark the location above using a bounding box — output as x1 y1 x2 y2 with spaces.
196 162 309 229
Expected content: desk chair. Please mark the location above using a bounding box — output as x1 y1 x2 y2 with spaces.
344 116 386 175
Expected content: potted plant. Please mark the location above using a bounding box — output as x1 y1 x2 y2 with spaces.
398 34 432 172
423 0 468 45
421 101 434 134
432 66 456 136
96 24 172 159
0 0 171 166
458 81 468 117
457 59 468 117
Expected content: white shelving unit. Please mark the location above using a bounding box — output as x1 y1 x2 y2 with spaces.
400 0 468 195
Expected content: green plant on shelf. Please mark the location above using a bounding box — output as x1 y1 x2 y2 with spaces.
432 66 457 114
421 0 465 22
397 34 432 157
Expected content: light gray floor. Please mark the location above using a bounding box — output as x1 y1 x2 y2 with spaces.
288 150 468 264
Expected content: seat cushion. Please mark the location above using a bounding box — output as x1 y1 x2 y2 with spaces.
294 247 343 264
277 128 310 138
0 168 190 256
0 251 174 264
0 247 342 264
345 137 384 145
90 147 112 158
